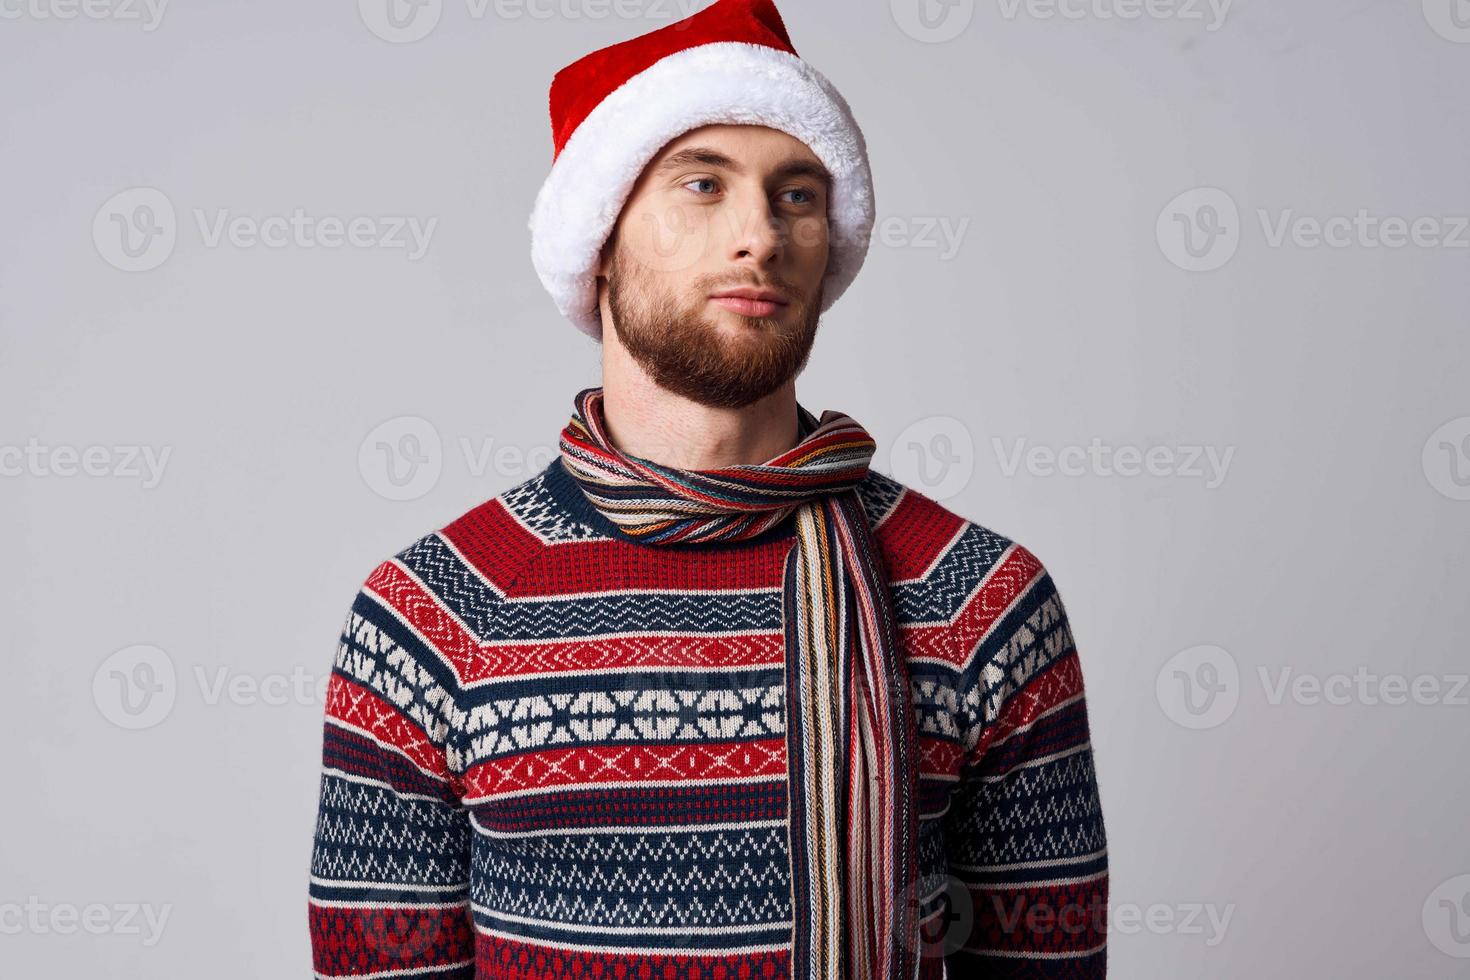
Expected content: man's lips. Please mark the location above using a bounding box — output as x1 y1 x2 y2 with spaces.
709 288 789 317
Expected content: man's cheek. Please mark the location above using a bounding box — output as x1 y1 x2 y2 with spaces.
628 203 711 275
789 216 827 251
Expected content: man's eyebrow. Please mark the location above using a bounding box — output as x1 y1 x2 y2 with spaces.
772 159 833 191
653 146 833 191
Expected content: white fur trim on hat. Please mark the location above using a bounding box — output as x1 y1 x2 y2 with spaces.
527 41 876 341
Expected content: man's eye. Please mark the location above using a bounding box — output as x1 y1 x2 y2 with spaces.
782 188 817 205
683 177 719 195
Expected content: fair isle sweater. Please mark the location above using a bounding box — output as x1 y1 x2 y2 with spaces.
308 454 1109 979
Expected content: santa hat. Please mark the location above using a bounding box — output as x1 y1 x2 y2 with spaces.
526 0 876 341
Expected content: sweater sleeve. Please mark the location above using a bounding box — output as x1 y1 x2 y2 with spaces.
308 560 476 979
941 546 1109 978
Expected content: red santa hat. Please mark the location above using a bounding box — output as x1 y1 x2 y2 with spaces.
527 0 876 341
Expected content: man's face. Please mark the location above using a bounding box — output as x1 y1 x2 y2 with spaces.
596 124 832 410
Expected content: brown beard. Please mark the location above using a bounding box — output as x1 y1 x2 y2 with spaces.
604 242 824 410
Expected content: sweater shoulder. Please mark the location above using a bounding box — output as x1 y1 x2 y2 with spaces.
859 468 1068 666
863 472 1080 758
363 459 593 616
857 467 1035 592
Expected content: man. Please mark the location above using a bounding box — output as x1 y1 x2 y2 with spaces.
307 1 1109 977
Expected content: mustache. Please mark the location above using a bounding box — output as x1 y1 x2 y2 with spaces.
605 249 810 307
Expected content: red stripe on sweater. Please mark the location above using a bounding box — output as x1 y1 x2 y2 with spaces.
508 528 793 594
364 559 495 685
324 673 450 784
309 902 473 977
476 930 789 979
473 631 788 679
442 497 548 593
462 738 787 800
944 544 1045 670
969 650 1087 769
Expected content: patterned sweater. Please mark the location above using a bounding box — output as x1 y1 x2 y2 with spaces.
308 454 1109 979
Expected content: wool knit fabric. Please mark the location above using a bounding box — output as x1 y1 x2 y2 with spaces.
308 434 1110 978
557 387 921 980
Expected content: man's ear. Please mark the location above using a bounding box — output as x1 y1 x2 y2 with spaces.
596 222 623 278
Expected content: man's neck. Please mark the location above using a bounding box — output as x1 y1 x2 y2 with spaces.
600 341 802 471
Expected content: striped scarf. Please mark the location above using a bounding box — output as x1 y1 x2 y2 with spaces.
558 385 921 980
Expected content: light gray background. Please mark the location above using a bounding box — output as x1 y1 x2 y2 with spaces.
2 0 1467 976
